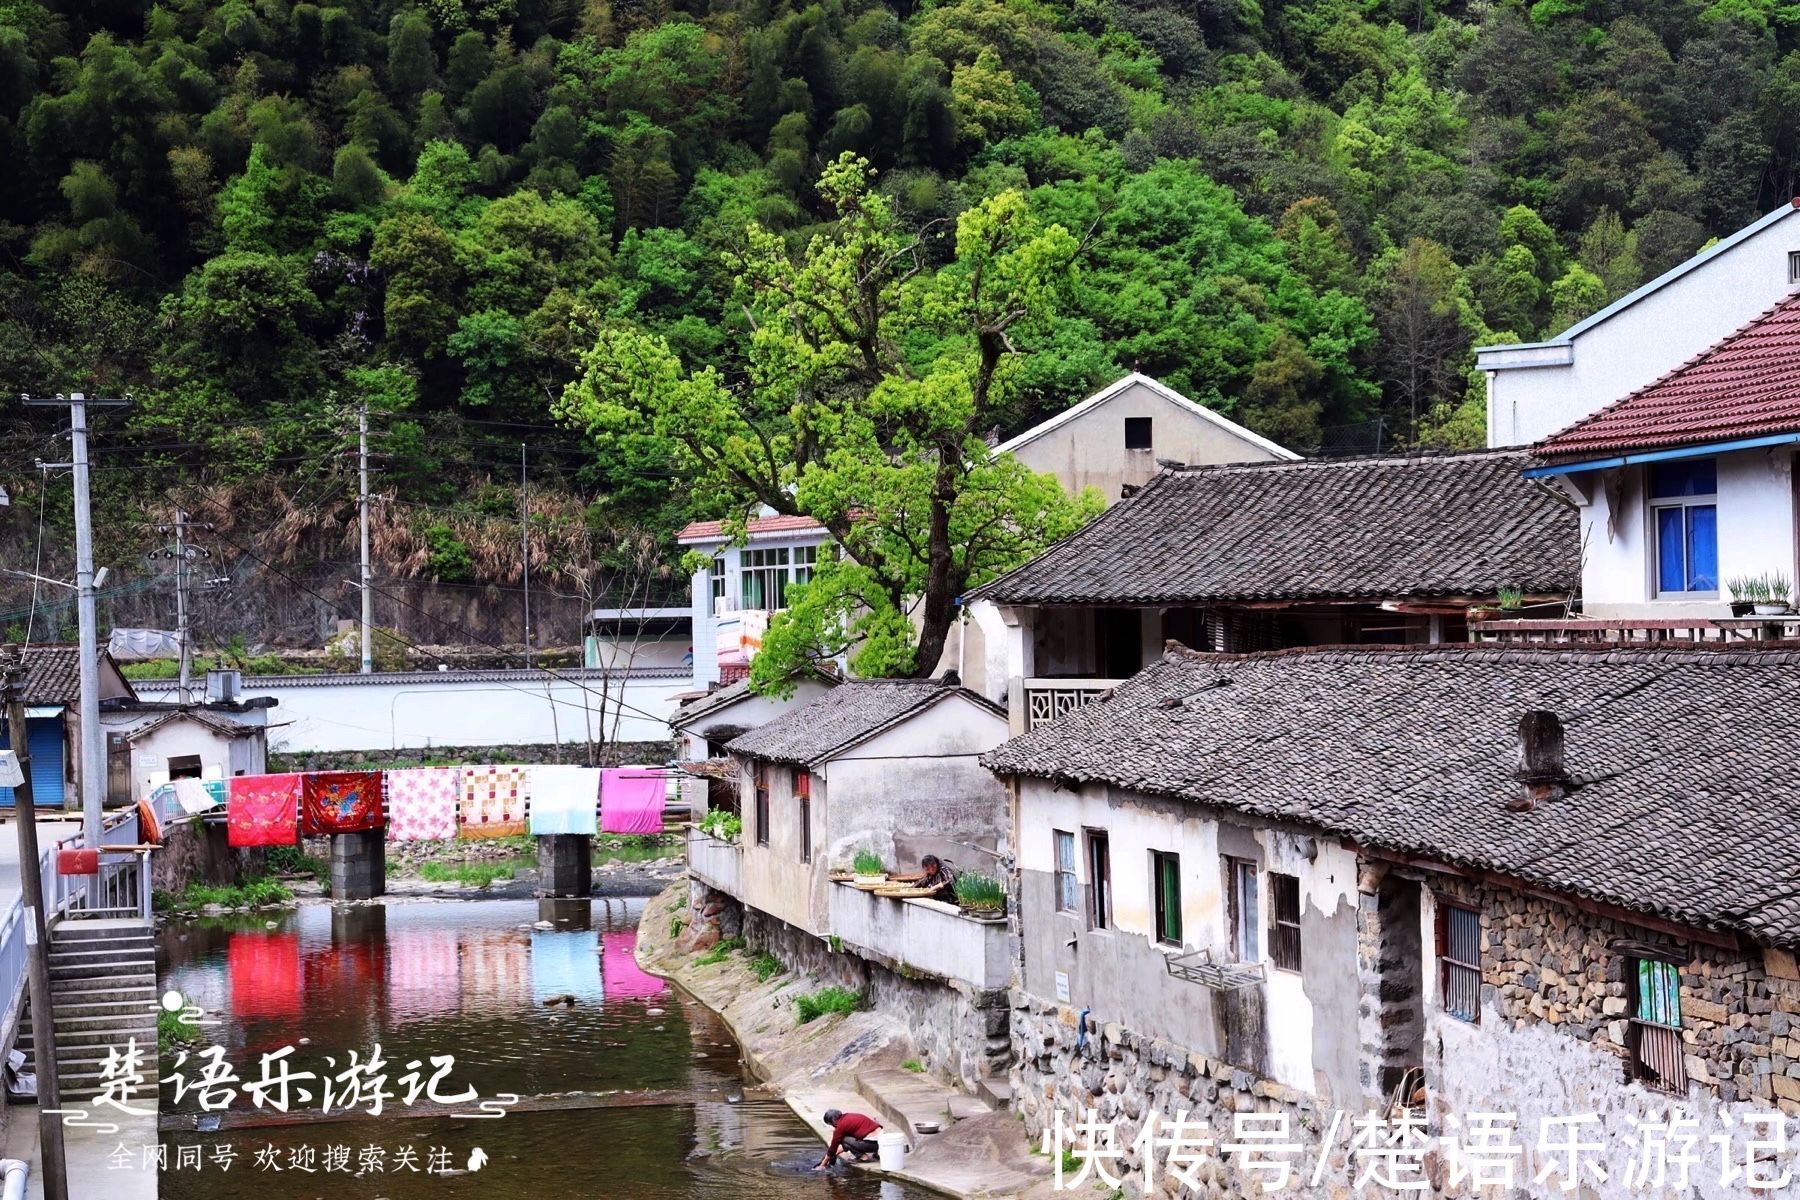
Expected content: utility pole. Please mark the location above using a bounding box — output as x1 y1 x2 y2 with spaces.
359 404 373 674
152 511 213 706
520 443 532 670
23 392 127 850
2 652 70 1200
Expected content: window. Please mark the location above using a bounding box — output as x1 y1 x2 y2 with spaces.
1151 851 1182 946
1269 873 1302 972
1124 416 1153 450
1649 460 1718 596
1085 830 1112 930
1789 249 1800 285
793 769 811 863
1054 831 1078 913
709 555 726 614
741 547 790 610
753 763 770 847
1629 958 1686 1092
793 544 817 587
1227 859 1258 961
1436 902 1480 1023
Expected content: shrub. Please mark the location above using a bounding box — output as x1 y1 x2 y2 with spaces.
669 916 685 939
851 849 885 875
794 986 862 1024
178 877 295 908
749 951 783 982
902 1058 924 1073
265 845 326 880
157 1006 198 1054
699 809 743 841
953 871 1005 910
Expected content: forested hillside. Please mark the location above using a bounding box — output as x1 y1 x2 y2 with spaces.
4 0 1799 575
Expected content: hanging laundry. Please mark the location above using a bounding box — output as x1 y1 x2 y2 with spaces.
527 765 600 837
172 777 220 815
227 773 302 847
300 771 385 836
459 765 528 839
386 767 459 842
600 768 665 834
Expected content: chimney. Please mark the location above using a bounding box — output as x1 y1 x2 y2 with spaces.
1509 710 1567 812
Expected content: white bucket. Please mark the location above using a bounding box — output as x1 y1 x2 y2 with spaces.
876 1131 907 1171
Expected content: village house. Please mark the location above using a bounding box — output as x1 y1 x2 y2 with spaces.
965 449 1579 732
1508 289 1800 631
1479 198 1800 446
668 669 837 819
983 642 1800 1200
993 372 1296 504
685 675 1015 1087
679 510 832 689
1 644 135 811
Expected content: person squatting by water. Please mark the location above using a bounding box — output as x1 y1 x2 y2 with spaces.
815 1109 883 1169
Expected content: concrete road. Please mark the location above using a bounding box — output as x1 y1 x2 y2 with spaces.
0 816 85 910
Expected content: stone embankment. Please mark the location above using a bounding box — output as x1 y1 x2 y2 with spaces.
635 885 1059 1200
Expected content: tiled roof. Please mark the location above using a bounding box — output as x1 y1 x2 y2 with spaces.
672 669 838 726
676 514 828 543
970 450 1577 606
984 643 1800 948
19 645 82 704
1537 290 1800 459
728 678 1004 765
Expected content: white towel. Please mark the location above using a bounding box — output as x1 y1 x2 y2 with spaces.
527 765 599 836
173 778 220 815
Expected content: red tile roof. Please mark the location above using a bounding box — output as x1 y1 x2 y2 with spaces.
1536 290 1800 459
676 514 827 542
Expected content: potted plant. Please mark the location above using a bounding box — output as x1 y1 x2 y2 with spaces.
1727 576 1759 617
1759 572 1793 616
953 872 1006 917
1496 586 1524 613
699 809 742 843
851 850 888 885
1466 603 1499 623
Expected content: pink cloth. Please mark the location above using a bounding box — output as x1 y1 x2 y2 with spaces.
600 769 664 834
601 930 666 1001
386 768 458 842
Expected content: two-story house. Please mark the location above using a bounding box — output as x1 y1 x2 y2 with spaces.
679 509 832 688
985 642 1800 1199
965 449 1580 732
1479 199 1800 446
1524 289 1800 625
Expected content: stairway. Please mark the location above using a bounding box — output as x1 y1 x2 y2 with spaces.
17 918 158 1100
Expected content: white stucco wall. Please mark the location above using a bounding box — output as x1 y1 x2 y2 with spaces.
1014 780 1361 1097
100 711 268 800
1572 449 1797 618
685 532 830 688
134 669 689 754
1483 206 1800 446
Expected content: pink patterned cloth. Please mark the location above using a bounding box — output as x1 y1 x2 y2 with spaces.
386 768 459 842
600 769 665 834
459 765 529 839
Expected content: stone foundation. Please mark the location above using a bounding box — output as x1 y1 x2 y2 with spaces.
153 818 266 894
536 834 592 897
328 828 386 900
688 884 1009 1091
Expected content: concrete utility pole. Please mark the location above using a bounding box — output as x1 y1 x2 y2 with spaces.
2 654 70 1200
152 510 213 706
23 392 127 849
359 404 373 675
520 443 532 670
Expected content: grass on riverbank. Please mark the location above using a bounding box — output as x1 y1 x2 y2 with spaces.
695 937 745 967
794 986 863 1024
169 877 294 909
418 860 527 887
158 1005 199 1053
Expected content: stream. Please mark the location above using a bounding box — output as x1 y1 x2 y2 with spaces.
155 897 929 1199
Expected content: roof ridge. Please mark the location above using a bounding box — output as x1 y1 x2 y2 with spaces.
1171 447 1530 474
1161 639 1800 667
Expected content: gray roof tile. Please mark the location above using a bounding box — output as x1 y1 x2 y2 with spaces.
971 450 1578 606
983 643 1800 948
730 679 1003 765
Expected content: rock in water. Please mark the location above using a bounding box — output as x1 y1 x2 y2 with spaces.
541 993 577 1007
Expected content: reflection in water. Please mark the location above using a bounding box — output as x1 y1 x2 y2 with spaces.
158 899 916 1200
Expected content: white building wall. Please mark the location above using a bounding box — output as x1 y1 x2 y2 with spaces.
134 670 689 754
1573 449 1797 618
685 534 831 688
1483 206 1800 447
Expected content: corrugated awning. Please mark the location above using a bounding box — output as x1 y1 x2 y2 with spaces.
24 706 64 719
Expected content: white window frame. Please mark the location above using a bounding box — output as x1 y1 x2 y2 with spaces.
1227 858 1259 962
1647 463 1719 600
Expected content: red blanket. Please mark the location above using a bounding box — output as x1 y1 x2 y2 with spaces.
227 773 302 847
300 771 385 836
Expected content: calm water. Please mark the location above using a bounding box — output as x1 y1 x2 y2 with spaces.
155 898 924 1200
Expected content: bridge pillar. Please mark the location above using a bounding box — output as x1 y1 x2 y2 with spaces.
329 828 386 900
537 835 592 898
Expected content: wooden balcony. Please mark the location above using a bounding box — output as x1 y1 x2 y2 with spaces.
1470 616 1800 645
1010 677 1127 734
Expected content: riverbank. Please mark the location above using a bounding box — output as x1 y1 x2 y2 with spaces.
634 885 1059 1200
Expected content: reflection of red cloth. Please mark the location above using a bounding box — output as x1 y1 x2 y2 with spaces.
300 771 384 835
229 932 301 1017
600 769 664 834
227 774 302 847
601 930 666 1001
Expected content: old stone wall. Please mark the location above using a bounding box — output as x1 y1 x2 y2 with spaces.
153 817 267 893
724 896 1009 1090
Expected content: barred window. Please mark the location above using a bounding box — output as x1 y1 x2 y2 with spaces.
1269 873 1302 972
1629 958 1686 1093
1437 902 1480 1024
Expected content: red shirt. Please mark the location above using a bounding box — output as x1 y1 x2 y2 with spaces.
827 1112 881 1155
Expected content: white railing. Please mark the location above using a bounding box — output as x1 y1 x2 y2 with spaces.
828 881 1010 990
1012 677 1126 734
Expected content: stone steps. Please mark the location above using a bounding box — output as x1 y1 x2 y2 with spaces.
853 1067 990 1139
18 918 158 1099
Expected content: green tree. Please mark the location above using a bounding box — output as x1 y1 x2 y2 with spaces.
559 154 1101 682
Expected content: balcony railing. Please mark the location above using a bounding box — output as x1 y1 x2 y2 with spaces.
1471 617 1800 645
686 828 743 898
1011 677 1127 734
828 880 1010 990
